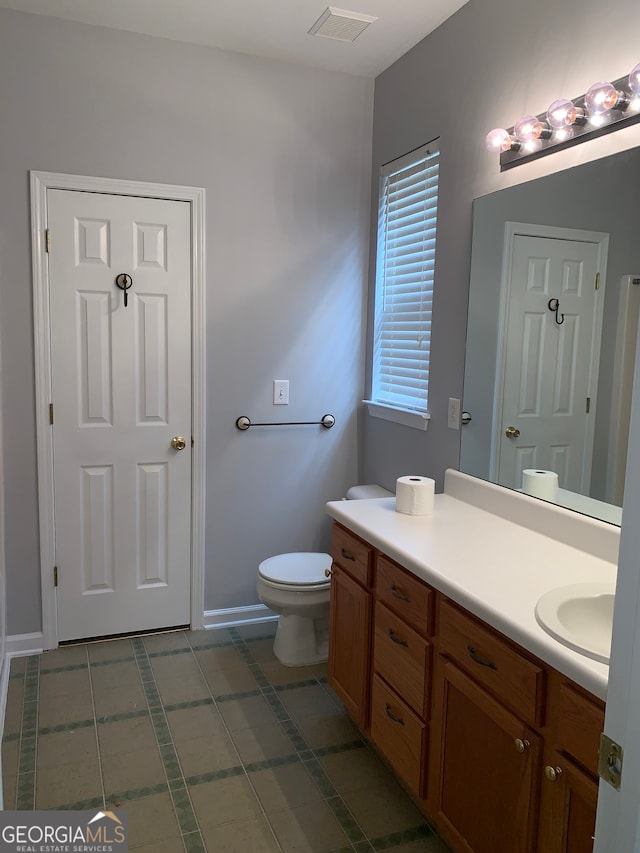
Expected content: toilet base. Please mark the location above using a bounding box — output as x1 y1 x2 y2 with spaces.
273 613 329 667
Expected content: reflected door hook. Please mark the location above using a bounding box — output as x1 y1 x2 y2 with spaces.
548 298 565 325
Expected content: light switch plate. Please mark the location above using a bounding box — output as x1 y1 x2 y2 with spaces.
273 380 289 405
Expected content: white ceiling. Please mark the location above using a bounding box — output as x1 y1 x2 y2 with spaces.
0 0 469 77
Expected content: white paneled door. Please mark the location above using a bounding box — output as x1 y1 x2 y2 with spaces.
48 189 192 641
497 230 606 494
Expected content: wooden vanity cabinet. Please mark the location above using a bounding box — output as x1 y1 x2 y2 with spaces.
536 675 604 853
369 554 434 797
327 524 374 729
428 599 544 853
327 522 606 853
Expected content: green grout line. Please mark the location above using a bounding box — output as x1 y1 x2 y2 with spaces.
313 739 367 757
182 830 206 853
369 824 435 850
38 718 96 735
90 655 137 668
146 647 192 659
16 656 40 809
274 678 324 692
131 636 202 841
39 662 88 674
162 698 214 713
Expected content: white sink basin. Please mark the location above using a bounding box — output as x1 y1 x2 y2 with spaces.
535 582 615 664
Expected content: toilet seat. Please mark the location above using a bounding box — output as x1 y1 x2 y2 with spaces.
258 552 332 589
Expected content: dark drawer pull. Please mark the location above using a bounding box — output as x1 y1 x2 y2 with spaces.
388 628 408 648
340 548 356 562
385 703 405 725
467 645 498 671
391 584 411 602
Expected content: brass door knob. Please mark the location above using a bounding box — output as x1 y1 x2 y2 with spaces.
171 435 187 451
324 568 332 578
544 765 563 782
514 738 531 753
505 426 521 439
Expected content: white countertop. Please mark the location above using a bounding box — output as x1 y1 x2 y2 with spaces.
326 471 618 701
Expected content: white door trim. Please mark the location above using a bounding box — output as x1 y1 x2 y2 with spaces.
30 171 206 649
490 221 609 485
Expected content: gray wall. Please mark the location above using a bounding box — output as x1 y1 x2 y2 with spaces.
0 9 374 633
363 0 640 494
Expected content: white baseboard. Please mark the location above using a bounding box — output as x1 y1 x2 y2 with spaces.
203 604 278 630
5 631 45 658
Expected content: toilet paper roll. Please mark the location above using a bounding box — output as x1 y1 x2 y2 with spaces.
522 469 559 501
395 475 435 516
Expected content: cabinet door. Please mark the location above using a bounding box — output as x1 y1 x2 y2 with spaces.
428 657 541 853
537 751 597 853
328 565 372 729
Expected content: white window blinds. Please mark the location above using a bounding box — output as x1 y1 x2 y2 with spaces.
372 141 440 414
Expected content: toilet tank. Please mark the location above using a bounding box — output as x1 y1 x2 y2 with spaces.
345 484 394 500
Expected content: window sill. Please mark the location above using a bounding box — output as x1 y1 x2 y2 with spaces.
363 401 431 431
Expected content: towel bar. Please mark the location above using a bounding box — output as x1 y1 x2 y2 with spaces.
236 414 335 431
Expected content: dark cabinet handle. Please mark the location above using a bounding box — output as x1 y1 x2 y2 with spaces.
340 548 356 561
391 585 411 602
467 645 498 670
385 703 405 725
388 629 408 648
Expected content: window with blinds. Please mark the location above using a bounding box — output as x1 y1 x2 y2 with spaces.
371 141 439 419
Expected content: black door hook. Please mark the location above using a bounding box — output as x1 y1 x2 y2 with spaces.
115 273 133 307
548 297 565 325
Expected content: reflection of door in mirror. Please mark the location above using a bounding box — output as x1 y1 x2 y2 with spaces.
494 223 608 495
460 148 640 524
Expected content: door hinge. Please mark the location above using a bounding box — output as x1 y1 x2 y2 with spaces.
598 732 623 790
45 229 51 253
49 403 54 425
586 397 591 414
53 566 58 587
595 272 600 290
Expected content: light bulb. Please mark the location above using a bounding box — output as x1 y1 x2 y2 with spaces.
514 114 551 143
585 81 629 114
485 127 518 153
546 98 585 129
629 63 640 98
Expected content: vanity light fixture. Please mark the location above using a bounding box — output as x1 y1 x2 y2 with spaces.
514 114 552 145
629 63 640 101
484 127 520 153
487 65 640 170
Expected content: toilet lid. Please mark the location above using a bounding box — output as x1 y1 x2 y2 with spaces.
258 552 332 586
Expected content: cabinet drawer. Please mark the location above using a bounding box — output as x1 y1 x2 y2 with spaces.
370 674 427 797
375 555 433 636
373 602 430 719
331 524 373 588
554 681 604 775
439 598 545 726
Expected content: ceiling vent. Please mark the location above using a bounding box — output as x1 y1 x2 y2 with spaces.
308 7 378 43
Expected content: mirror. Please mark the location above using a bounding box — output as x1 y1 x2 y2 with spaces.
461 147 640 525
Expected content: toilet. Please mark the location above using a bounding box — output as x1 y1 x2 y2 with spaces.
257 483 394 666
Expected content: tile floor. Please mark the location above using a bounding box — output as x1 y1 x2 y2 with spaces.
1 623 450 852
